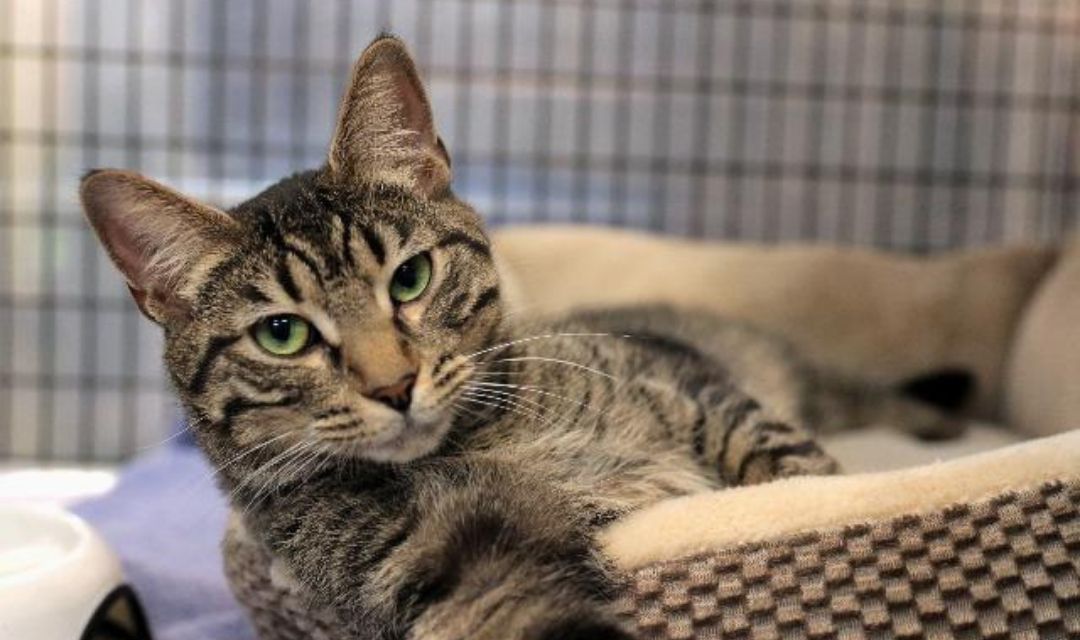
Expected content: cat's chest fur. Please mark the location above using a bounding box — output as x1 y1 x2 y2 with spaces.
454 327 728 512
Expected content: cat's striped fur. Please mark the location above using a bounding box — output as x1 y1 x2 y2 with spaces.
80 36 961 639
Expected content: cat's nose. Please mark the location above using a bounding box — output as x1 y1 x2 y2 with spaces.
366 373 416 412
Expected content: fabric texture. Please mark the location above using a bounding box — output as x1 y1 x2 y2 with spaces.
616 481 1079 639
73 447 256 640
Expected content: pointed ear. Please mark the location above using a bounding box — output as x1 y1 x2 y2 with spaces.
79 169 240 324
327 35 451 197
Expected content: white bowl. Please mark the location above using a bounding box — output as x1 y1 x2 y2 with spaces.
0 504 149 640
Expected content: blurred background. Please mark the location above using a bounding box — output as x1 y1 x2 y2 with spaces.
1 0 1078 463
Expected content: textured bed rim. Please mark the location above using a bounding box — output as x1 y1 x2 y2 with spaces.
602 429 1080 570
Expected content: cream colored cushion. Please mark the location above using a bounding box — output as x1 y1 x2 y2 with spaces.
494 225 1056 419
601 429 1080 569
1006 240 1080 436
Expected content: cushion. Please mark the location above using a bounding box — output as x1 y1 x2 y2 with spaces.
494 226 1056 419
1007 239 1080 436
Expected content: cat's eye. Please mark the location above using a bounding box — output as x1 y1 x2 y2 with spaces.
252 314 314 356
389 252 432 303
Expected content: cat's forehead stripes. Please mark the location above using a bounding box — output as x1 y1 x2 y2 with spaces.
436 230 491 258
360 226 387 265
282 252 325 304
240 284 272 305
281 237 330 285
275 260 303 302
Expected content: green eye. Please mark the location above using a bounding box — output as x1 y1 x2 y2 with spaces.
390 253 432 303
253 315 313 356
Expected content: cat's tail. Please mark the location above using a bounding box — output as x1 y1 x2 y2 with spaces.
802 367 976 440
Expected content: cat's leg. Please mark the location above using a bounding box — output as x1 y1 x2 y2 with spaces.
693 381 838 485
624 375 837 485
249 461 634 640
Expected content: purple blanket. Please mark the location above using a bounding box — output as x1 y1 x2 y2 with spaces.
75 446 255 640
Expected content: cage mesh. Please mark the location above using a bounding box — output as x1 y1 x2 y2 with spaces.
2 0 1078 461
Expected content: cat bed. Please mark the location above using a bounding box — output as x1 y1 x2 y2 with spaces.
223 430 1080 639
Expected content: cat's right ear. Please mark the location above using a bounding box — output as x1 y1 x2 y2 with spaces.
79 169 239 324
327 35 452 197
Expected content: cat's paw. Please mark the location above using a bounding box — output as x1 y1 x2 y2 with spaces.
741 441 839 484
773 447 839 478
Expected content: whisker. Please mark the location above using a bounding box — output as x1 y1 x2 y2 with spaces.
468 369 528 379
459 389 572 429
139 420 196 451
466 380 600 414
239 441 314 513
458 393 545 423
233 439 307 495
462 332 626 360
462 385 553 417
488 356 619 381
210 431 295 479
459 389 544 417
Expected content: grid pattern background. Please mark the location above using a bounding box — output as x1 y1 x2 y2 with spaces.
2 0 1079 462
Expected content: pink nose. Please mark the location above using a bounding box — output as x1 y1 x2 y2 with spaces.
365 374 416 412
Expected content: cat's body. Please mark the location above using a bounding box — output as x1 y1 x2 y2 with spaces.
231 303 833 638
80 36 962 640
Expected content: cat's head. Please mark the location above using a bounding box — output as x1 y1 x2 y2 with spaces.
80 36 503 475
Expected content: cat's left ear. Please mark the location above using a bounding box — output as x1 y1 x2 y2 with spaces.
327 35 451 197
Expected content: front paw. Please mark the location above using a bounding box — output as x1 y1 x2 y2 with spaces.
741 440 839 484
773 446 839 478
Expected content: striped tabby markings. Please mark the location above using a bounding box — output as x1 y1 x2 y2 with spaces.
275 259 302 302
710 396 761 475
281 251 325 303
443 286 501 331
436 230 490 257
188 334 242 393
240 284 272 304
220 377 300 420
359 225 387 265
384 214 416 250
333 212 355 271
281 238 329 286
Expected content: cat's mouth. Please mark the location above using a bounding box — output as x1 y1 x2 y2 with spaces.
362 415 451 462
315 411 450 464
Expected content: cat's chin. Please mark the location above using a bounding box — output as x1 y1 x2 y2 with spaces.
354 416 452 464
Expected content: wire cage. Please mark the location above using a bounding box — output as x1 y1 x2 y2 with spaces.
2 0 1079 462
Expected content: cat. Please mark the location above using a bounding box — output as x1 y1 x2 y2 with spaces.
80 35 964 640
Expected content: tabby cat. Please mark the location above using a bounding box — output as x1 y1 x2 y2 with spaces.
80 36 961 639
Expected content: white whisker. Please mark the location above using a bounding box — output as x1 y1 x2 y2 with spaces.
210 431 295 479
458 393 544 423
466 381 599 414
462 386 550 418
462 332 625 360
488 356 619 381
